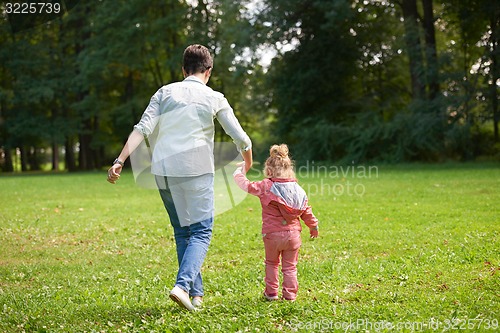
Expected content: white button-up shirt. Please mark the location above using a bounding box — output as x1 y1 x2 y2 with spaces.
133 76 252 177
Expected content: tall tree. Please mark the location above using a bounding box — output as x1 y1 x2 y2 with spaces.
399 0 426 100
490 12 500 141
254 0 362 159
441 0 500 155
422 0 440 100
0 16 15 171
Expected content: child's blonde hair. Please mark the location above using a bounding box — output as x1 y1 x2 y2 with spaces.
264 144 296 179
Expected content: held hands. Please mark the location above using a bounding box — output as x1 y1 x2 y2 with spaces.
107 164 122 184
309 226 319 239
235 161 252 174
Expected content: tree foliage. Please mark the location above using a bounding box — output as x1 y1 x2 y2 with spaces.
255 0 499 163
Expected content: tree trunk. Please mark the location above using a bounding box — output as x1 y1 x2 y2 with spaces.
65 137 76 171
492 54 499 141
74 2 92 170
93 115 102 169
52 143 59 171
20 146 28 171
401 0 425 100
28 146 41 171
421 0 439 100
3 148 14 172
78 125 94 170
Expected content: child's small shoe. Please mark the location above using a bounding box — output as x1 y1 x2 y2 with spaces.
263 292 279 301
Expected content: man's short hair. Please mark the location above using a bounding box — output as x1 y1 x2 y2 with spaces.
183 44 213 75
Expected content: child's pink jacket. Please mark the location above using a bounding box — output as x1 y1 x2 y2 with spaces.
233 169 319 234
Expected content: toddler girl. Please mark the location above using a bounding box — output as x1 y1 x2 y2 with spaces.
233 144 319 301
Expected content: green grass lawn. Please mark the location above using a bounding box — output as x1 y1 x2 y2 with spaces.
0 163 499 332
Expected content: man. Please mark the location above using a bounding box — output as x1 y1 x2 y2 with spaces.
107 44 252 311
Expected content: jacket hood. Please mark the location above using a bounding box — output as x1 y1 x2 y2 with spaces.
268 179 308 220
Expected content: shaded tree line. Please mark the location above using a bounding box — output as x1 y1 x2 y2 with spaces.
0 0 498 172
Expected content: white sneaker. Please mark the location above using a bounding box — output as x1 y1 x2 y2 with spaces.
169 286 195 311
191 296 203 308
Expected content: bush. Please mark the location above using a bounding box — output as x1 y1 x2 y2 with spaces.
286 109 484 163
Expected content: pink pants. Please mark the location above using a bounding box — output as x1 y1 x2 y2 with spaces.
263 230 302 300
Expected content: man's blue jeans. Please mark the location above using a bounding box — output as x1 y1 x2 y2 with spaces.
156 174 214 297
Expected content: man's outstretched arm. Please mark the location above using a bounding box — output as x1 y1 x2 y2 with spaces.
107 130 145 184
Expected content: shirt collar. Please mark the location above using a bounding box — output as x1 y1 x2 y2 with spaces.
183 75 206 85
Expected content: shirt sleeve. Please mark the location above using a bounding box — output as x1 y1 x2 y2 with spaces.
233 168 265 197
133 88 162 137
216 98 252 152
301 203 319 229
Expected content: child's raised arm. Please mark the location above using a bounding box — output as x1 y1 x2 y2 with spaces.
233 166 266 197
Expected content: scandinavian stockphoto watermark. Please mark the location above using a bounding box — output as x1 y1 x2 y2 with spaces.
296 161 379 198
129 133 379 217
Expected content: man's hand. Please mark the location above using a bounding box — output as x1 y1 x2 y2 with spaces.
241 148 253 173
244 161 252 173
107 164 122 184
